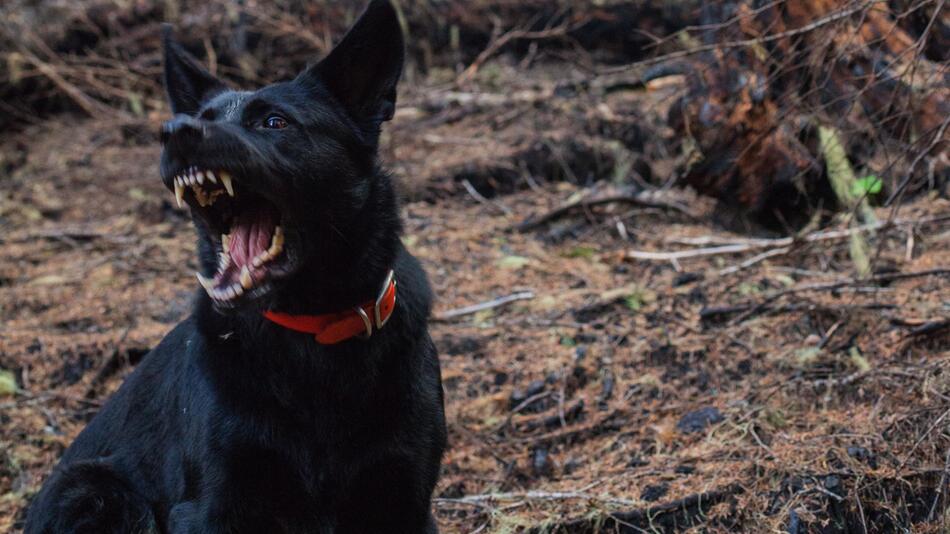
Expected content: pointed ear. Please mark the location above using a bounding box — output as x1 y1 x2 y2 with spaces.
162 24 228 116
301 0 404 128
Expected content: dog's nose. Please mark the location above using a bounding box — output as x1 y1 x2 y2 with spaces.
161 114 207 146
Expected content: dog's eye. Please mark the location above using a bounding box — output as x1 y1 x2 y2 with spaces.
263 115 288 129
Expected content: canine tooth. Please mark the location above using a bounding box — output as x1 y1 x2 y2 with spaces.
221 234 230 250
195 272 215 293
239 266 252 289
196 171 205 185
268 226 284 256
174 182 185 208
205 170 217 184
220 172 234 197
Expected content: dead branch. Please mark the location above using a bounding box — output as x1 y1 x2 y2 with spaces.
434 291 535 321
700 301 897 323
626 214 950 263
14 43 115 118
435 488 637 508
597 0 885 76
517 189 697 232
525 484 744 533
457 18 582 84
725 268 950 325
886 115 950 206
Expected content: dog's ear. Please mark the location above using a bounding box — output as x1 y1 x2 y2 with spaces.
300 0 404 132
162 24 228 116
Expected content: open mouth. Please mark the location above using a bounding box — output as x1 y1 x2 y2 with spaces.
169 166 290 306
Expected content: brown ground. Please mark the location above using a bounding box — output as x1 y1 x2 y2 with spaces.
1 62 949 533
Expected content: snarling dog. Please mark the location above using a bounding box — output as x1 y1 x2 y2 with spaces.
25 1 447 532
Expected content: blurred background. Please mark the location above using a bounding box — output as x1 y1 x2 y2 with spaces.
1 0 948 532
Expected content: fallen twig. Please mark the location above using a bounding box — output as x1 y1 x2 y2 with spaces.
524 483 744 533
434 291 535 321
927 447 950 521
517 189 696 232
457 18 584 84
627 214 950 263
597 0 883 76
726 269 950 325
700 301 897 323
718 247 792 275
904 319 950 338
15 45 114 118
435 488 637 508
461 179 513 216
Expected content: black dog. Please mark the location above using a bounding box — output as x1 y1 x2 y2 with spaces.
25 1 446 532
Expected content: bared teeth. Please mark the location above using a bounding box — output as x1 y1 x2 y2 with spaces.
206 280 245 302
174 181 185 208
196 272 214 292
239 266 253 289
269 226 284 256
170 169 231 207
174 168 279 303
250 226 284 267
220 171 234 197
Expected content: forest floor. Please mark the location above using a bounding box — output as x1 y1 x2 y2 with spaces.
1 61 949 533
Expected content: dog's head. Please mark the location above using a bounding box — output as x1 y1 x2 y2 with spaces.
159 0 403 311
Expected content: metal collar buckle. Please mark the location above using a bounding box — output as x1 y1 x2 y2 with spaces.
353 307 373 339
374 269 395 329
353 269 395 339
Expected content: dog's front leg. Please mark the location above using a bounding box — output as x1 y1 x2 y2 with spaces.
335 456 441 534
167 501 198 534
24 458 158 534
174 447 320 534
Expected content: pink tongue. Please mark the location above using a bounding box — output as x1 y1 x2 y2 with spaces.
229 209 275 267
215 209 276 286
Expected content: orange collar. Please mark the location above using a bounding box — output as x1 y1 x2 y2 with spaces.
263 270 397 345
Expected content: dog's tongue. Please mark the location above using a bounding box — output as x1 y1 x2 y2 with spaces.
229 208 276 267
214 207 277 288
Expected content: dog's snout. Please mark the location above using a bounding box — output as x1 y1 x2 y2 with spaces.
161 114 207 146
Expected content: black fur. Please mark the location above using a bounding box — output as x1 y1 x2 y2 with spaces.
25 1 446 532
